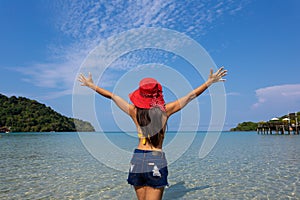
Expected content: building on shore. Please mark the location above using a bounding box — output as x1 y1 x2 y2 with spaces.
0 126 10 133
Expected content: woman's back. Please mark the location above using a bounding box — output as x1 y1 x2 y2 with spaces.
133 107 167 150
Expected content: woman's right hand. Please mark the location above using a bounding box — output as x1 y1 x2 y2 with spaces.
78 72 94 88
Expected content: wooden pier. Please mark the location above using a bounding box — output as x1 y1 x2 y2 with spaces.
257 122 299 135
257 113 300 135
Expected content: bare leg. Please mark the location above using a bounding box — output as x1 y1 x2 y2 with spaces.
134 186 147 200
134 186 165 200
145 186 165 200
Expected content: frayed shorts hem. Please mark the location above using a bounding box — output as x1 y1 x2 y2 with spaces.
127 181 169 189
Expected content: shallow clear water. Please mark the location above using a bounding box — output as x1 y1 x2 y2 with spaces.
0 132 299 199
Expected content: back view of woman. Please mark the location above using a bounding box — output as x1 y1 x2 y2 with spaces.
78 67 227 200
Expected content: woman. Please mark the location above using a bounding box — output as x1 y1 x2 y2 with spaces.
78 67 227 200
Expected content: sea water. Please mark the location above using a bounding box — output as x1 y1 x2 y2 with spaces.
0 132 299 199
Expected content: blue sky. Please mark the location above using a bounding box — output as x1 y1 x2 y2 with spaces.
0 0 299 131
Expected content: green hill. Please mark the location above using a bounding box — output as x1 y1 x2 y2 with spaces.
0 94 94 132
230 121 258 131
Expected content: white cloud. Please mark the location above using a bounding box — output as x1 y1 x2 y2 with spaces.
227 92 240 96
15 0 249 99
252 84 300 111
14 60 79 89
40 89 73 100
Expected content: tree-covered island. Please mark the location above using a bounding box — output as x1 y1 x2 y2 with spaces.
0 94 94 132
230 121 258 131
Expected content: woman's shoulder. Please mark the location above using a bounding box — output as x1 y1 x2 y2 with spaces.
129 105 137 121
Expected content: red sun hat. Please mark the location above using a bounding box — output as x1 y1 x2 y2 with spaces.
129 78 166 111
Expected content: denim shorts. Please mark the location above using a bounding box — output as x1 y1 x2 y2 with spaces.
127 149 169 188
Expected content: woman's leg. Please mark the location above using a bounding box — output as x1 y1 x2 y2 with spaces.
145 186 164 200
134 186 147 200
134 186 164 200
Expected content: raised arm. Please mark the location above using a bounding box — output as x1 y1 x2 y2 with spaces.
78 73 135 116
165 67 227 117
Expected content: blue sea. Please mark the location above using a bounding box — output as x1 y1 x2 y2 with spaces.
0 132 299 199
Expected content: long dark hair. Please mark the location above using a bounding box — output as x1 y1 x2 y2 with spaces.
136 107 166 147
